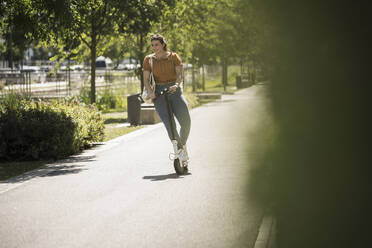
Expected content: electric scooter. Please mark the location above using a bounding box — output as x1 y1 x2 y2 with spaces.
156 87 188 175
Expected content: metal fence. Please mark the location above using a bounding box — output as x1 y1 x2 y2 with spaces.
0 69 141 100
0 65 222 100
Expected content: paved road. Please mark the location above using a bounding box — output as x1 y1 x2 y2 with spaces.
0 85 269 248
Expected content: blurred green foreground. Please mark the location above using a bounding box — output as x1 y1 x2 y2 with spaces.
248 1 371 247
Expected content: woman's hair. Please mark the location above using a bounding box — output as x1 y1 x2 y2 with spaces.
150 34 168 51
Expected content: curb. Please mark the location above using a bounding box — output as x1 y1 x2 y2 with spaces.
254 215 276 248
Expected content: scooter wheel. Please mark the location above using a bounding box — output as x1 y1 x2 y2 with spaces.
182 161 189 173
174 159 184 175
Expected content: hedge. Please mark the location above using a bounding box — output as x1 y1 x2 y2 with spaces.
0 95 104 161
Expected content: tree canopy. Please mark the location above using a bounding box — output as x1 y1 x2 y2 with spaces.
1 0 264 97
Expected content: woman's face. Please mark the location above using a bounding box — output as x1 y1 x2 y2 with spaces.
151 40 164 53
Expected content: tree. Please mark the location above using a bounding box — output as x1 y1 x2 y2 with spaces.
0 0 41 69
34 0 120 103
101 35 130 68
33 0 176 103
213 1 241 90
156 0 219 91
123 0 176 93
232 0 269 80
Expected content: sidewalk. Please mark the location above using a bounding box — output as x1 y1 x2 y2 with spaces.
0 85 273 248
0 122 162 194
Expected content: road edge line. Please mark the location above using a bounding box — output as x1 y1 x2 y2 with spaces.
253 215 276 248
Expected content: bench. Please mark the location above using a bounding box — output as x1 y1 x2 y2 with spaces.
194 92 222 104
140 103 161 124
236 74 254 88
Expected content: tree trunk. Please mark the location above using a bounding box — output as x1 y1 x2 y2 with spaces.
192 66 196 92
90 34 97 104
247 61 251 81
192 54 196 92
240 57 243 75
138 33 145 94
7 26 13 70
68 57 71 95
202 64 205 92
222 53 228 92
252 59 256 84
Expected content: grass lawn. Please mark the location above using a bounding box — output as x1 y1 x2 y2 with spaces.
101 111 143 142
0 160 49 181
194 78 237 94
185 65 240 95
103 125 143 141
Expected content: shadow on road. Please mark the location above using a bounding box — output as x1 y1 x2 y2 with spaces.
0 155 96 184
200 99 236 107
143 172 191 181
59 155 96 164
41 164 87 177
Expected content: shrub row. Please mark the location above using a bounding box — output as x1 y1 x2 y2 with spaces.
0 94 104 161
78 87 127 112
183 93 200 109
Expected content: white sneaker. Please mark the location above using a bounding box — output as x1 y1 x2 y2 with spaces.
178 145 189 161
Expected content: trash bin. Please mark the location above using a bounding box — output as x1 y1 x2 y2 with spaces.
127 93 142 126
236 75 242 89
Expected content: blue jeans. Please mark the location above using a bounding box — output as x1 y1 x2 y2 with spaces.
154 83 191 148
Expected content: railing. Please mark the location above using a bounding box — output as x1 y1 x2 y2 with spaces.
0 70 141 100
0 65 222 100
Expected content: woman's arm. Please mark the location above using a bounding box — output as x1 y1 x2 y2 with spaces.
143 70 155 99
175 65 183 87
170 65 183 93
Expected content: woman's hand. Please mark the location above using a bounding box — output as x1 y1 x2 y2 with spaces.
169 84 179 94
149 91 156 99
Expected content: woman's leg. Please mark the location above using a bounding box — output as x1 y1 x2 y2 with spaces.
169 88 191 147
153 88 181 143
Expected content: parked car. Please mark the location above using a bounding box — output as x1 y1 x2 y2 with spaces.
117 58 140 71
124 63 137 70
40 65 53 72
19 65 40 72
96 56 113 70
70 64 85 71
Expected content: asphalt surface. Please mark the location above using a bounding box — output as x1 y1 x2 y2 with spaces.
0 85 269 248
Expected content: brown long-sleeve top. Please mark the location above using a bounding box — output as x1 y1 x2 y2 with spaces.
142 52 182 84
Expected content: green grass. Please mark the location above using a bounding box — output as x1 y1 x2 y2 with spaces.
103 125 143 142
184 65 240 94
102 111 128 122
184 78 237 95
0 160 49 181
101 111 143 142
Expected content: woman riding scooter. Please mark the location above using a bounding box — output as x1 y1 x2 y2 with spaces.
142 34 191 173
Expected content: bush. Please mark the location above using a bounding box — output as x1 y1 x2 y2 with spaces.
0 94 104 161
76 87 127 112
115 94 127 111
97 88 116 111
184 92 200 109
77 87 91 105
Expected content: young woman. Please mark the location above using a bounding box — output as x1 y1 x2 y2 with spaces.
142 34 191 167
